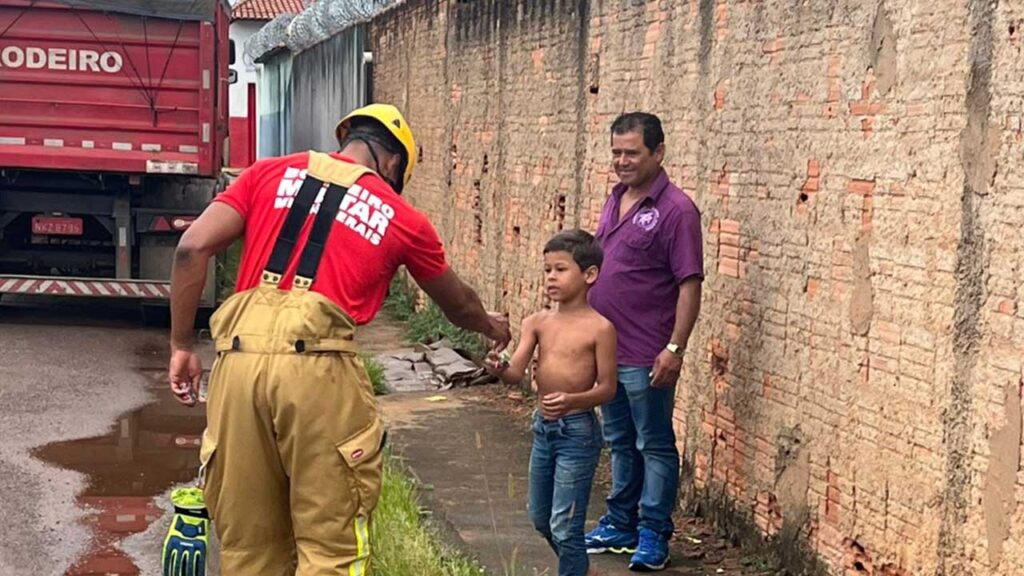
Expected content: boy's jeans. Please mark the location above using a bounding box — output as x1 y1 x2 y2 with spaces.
528 410 602 576
599 366 679 537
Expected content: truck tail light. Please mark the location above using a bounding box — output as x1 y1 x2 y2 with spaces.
170 216 196 231
147 216 196 232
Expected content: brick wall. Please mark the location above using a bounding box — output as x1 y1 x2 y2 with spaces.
371 1 1024 573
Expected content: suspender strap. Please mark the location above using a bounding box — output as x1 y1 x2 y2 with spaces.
262 174 326 282
292 182 349 289
258 151 375 288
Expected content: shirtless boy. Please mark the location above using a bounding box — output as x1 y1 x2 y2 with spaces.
488 228 617 576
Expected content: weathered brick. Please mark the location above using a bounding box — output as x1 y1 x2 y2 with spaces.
848 179 877 196
718 257 740 278
370 0 1024 573
850 102 887 116
719 219 741 234
874 320 902 344
806 277 820 298
719 231 741 248
718 243 741 260
807 159 821 178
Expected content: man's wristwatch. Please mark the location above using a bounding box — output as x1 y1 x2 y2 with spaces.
666 342 685 358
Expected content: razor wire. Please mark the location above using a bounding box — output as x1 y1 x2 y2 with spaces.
244 0 400 62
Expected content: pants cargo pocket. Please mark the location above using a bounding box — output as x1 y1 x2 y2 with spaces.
337 418 386 515
198 430 218 517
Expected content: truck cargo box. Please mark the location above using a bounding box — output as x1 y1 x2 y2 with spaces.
0 0 229 177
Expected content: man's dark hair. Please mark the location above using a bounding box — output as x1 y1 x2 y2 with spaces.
543 229 603 272
610 112 664 152
340 116 405 158
340 116 409 191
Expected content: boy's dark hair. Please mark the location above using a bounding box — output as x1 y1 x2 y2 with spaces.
610 112 664 153
543 229 603 272
340 116 405 158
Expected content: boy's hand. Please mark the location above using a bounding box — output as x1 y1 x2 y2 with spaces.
540 392 575 420
483 350 511 375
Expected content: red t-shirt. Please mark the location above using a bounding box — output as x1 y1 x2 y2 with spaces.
215 152 449 324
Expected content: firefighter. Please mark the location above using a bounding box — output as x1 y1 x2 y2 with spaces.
167 103 511 575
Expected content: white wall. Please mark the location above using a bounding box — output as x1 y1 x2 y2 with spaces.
229 20 265 119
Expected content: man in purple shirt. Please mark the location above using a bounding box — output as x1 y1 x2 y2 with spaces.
585 113 703 571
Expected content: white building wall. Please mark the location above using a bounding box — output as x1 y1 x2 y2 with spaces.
229 20 265 119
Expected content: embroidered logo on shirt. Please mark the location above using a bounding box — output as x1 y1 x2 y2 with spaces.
633 207 660 232
273 167 395 246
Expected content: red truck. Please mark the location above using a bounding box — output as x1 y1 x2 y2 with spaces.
0 0 231 311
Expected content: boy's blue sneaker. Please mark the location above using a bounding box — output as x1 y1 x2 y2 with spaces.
628 528 670 571
585 520 638 554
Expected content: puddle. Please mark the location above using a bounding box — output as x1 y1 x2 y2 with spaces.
34 385 207 575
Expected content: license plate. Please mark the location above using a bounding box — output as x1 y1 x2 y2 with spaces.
32 216 83 236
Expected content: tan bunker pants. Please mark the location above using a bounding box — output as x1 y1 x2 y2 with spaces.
199 155 384 575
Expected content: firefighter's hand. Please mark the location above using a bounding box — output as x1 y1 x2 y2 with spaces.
486 312 511 353
169 349 203 407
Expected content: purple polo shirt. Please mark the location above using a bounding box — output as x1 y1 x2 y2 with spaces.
588 169 704 367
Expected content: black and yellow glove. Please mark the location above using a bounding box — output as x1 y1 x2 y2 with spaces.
162 487 209 576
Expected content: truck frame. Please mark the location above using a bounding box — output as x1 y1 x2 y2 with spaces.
0 0 231 309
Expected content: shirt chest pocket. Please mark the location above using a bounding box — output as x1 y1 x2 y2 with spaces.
619 230 659 265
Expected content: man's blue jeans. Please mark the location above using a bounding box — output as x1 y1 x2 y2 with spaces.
599 366 679 537
528 411 602 576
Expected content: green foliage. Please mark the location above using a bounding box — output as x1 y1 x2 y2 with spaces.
404 300 486 357
382 275 416 321
384 273 485 358
215 240 243 302
373 455 486 576
362 354 388 395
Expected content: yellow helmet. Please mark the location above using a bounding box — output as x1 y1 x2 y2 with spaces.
335 103 417 193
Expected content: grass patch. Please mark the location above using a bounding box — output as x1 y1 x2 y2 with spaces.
382 275 417 322
405 301 486 357
373 455 484 576
216 240 243 302
740 551 780 573
362 354 388 395
384 274 486 358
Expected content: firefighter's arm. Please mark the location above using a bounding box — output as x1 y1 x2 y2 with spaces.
170 202 244 351
416 269 512 351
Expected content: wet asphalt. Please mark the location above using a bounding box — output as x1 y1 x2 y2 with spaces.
0 298 769 576
0 297 208 576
